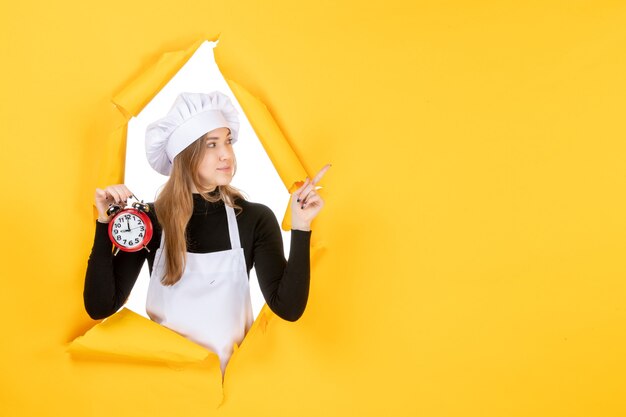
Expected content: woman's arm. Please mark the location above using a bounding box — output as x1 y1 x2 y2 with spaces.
83 220 153 320
253 206 312 322
254 164 329 321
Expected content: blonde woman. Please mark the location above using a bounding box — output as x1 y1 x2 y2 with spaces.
84 91 330 374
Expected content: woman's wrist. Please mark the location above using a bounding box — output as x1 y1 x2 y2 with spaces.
291 223 311 232
97 216 111 224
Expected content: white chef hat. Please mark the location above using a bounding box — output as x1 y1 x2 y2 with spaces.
145 91 240 175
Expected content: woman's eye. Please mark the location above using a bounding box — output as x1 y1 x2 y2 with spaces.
206 138 233 148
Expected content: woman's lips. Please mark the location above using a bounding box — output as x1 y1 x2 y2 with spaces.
217 167 231 171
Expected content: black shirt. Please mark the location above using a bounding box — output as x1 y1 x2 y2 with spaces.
83 191 311 322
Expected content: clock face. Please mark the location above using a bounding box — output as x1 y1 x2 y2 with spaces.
111 212 148 249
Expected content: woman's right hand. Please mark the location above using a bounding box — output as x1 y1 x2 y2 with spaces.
95 184 135 223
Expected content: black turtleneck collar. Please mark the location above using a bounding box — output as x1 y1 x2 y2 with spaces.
191 189 225 215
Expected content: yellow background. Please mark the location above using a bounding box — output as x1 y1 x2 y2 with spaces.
1 1 626 416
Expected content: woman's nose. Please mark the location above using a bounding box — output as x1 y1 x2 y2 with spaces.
219 146 233 160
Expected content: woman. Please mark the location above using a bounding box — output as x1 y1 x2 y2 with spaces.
83 91 329 374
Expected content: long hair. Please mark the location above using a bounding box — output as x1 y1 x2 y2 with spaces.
153 133 246 286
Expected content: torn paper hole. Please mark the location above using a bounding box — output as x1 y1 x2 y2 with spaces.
122 39 291 323
73 38 321 382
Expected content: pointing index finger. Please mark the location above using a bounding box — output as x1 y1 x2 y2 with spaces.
311 163 331 185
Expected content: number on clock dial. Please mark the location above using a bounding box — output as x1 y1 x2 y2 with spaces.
111 213 146 248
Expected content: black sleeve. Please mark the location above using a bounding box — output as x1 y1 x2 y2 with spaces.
252 206 312 321
83 220 152 320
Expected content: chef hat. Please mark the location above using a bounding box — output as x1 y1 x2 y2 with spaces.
145 91 240 175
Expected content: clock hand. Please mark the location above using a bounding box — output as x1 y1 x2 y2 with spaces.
117 226 143 233
127 221 131 232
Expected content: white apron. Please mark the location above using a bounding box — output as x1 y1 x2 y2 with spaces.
146 203 254 375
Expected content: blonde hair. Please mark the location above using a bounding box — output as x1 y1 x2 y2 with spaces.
154 132 246 286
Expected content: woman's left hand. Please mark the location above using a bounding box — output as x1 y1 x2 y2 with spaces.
291 163 331 231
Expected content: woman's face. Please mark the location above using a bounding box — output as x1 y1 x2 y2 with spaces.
197 127 236 191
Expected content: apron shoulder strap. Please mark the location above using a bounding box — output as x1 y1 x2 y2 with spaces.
224 204 241 249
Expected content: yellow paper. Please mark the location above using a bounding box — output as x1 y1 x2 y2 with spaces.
66 308 218 367
3 2 626 416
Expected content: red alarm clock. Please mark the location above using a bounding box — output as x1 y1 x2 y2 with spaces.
106 198 153 256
